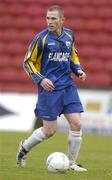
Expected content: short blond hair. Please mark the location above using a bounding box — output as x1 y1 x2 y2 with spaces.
47 5 64 17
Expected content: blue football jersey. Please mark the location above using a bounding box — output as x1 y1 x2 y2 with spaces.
23 28 83 90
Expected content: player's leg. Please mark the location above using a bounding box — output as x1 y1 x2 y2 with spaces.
65 113 87 172
65 113 82 164
23 120 57 151
17 89 63 167
62 86 87 171
17 120 57 167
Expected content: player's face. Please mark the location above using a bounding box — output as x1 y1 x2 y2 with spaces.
46 10 64 36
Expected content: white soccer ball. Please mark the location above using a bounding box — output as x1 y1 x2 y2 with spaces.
46 152 69 173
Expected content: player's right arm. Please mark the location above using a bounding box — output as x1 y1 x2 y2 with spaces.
23 35 45 84
23 35 55 90
40 78 55 91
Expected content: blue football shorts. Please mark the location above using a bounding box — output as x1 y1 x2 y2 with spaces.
34 85 84 121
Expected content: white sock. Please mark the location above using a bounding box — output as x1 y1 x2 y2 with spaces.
23 127 47 151
68 130 82 165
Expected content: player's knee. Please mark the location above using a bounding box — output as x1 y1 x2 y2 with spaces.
70 120 82 131
44 127 57 137
76 121 81 130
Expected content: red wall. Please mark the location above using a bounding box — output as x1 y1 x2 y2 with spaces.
0 0 112 92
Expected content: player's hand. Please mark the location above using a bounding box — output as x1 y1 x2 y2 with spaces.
40 78 55 91
77 70 86 81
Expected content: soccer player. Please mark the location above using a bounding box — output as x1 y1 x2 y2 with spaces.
17 5 87 172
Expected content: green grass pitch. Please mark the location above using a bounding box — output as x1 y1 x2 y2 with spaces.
0 131 112 180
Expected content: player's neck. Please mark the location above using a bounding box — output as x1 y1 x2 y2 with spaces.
53 27 63 36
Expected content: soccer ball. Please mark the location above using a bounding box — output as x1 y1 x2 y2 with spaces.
46 152 69 173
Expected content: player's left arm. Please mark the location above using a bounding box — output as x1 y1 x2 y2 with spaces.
70 43 86 81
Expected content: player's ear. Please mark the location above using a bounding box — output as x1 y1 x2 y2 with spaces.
63 17 65 21
61 17 65 24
